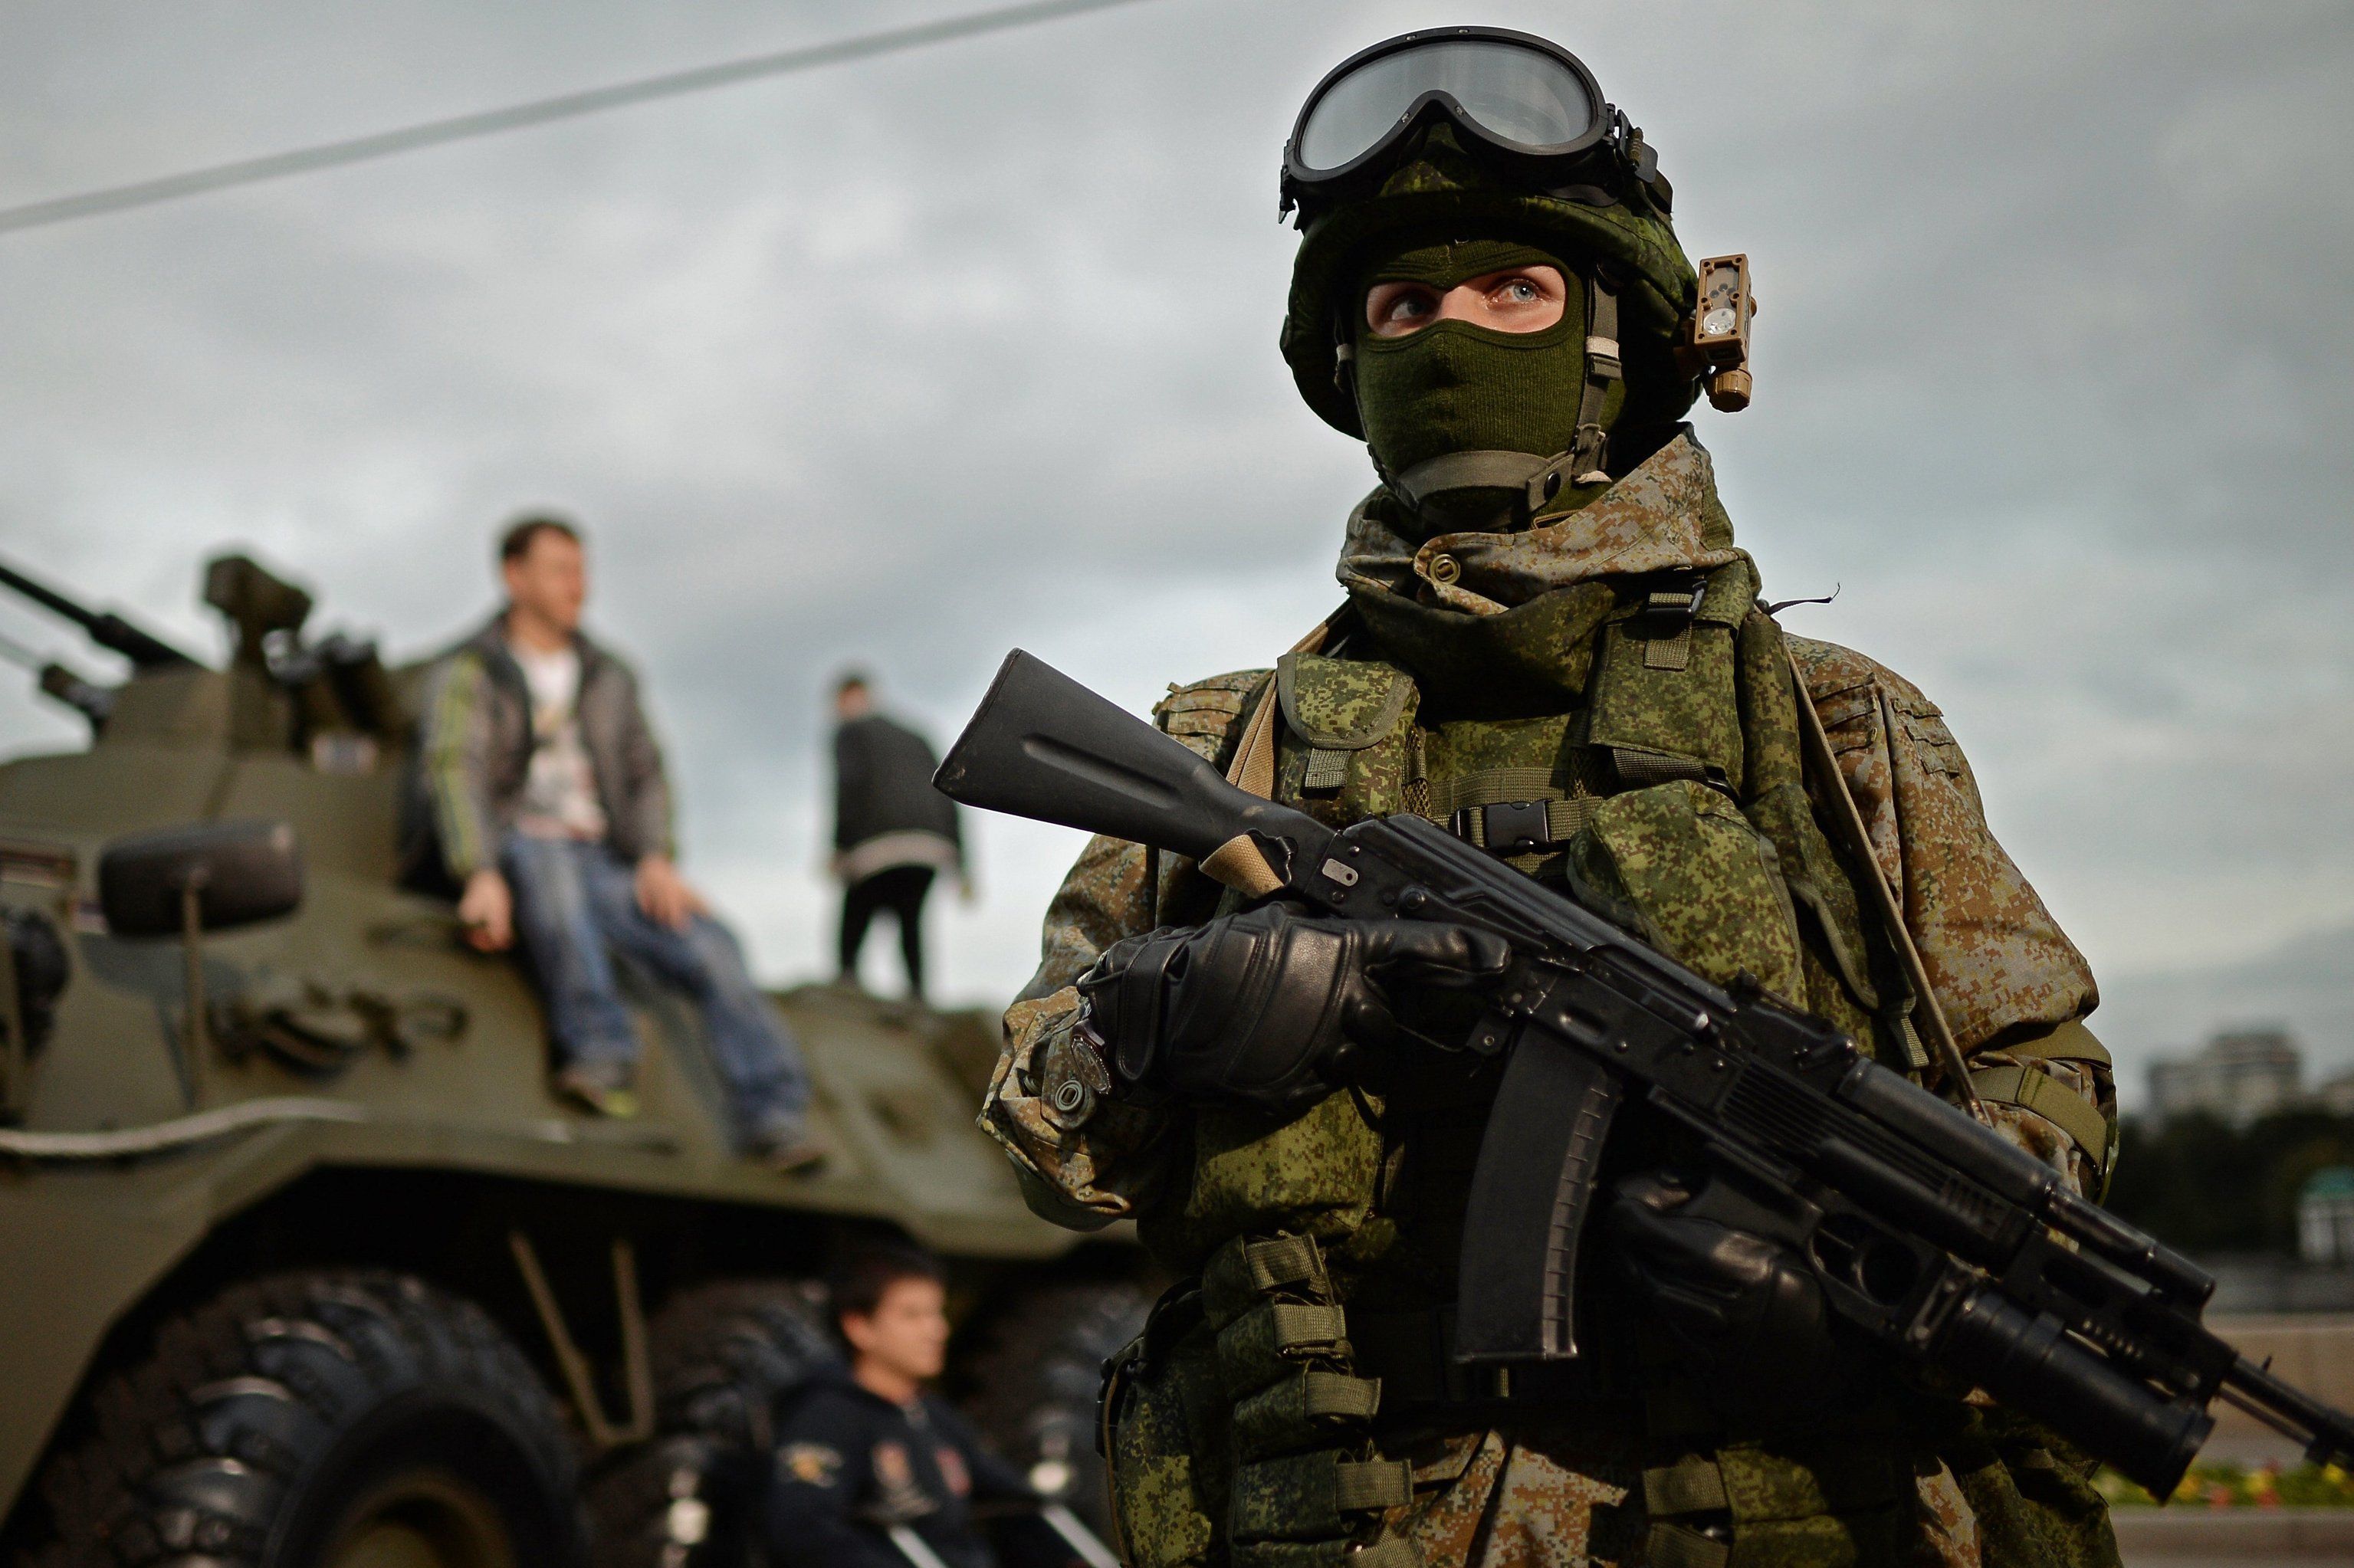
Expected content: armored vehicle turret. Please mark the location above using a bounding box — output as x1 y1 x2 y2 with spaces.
0 550 1141 1568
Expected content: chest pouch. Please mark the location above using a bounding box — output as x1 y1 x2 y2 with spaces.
1562 779 1807 1002
1582 562 1755 794
1275 652 1420 818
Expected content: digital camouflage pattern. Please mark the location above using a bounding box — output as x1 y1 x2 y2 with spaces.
1338 431 1741 615
982 431 2117 1566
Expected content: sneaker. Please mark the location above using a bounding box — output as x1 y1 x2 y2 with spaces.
751 1121 829 1175
553 1061 639 1119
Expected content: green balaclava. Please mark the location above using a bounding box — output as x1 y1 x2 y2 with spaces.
1282 123 1702 536
1350 231 1627 533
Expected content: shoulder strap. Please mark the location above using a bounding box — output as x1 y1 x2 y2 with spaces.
1785 645 1990 1123
1568 275 1622 484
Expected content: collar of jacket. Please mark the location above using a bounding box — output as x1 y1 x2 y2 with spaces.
1337 424 1738 615
458 610 611 691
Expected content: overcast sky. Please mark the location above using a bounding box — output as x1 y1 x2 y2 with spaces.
2 1 2349 1104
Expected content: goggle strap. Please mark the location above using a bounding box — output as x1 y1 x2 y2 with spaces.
1571 274 1622 485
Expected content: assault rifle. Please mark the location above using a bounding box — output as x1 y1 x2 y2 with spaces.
936 650 2354 1500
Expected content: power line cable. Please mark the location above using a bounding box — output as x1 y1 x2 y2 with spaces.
0 0 1160 237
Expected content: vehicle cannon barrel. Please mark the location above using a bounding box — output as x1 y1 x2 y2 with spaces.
0 555 197 670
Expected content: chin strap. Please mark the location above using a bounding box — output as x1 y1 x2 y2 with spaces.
1569 272 1622 485
1383 449 1585 520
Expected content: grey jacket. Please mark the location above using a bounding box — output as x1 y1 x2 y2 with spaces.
415 616 673 880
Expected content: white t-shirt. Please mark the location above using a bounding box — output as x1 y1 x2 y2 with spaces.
512 643 609 841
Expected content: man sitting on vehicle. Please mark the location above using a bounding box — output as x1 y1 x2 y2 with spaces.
418 513 822 1171
767 1246 1080 1568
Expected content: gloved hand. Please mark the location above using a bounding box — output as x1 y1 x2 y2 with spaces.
1609 1171 1845 1409
1074 899 1509 1117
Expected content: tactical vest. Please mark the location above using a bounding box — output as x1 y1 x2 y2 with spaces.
1104 559 1971 1568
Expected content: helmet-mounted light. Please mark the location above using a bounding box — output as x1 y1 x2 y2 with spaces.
1279 28 1666 227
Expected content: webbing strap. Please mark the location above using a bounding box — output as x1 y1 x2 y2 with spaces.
1643 1457 1729 1517
1640 581 1706 671
1303 746 1351 792
1332 1459 1413 1511
1969 1064 2113 1166
1302 1370 1383 1422
1421 766 1562 817
2000 1018 2113 1068
1271 1301 1348 1351
1349 1539 1423 1568
1610 746 1715 789
1569 276 1622 484
1246 1233 1325 1292
1647 1523 1731 1568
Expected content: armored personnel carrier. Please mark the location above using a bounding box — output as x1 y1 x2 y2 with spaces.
0 551 1141 1568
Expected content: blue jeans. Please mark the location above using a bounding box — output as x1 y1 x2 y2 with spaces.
501 833 810 1144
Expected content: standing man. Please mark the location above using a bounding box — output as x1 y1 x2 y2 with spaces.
420 514 823 1171
766 1246 1075 1568
831 672 966 999
980 28 2119 1568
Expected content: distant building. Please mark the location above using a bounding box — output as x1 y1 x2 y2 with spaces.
2299 1167 2354 1265
2147 1028 2304 1128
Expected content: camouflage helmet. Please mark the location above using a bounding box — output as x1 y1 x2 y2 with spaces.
1277 31 1701 438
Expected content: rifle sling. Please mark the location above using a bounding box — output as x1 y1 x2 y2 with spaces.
1786 646 1989 1123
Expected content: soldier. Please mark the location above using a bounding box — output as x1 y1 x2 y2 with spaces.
980 27 2120 1568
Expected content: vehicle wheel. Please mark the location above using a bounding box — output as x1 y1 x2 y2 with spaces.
959 1279 1151 1541
583 1281 835 1568
21 1271 584 1568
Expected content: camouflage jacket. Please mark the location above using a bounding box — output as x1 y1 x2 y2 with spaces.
983 434 2110 1231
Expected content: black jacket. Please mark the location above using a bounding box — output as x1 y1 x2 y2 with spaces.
765 1375 1031 1568
832 714 961 855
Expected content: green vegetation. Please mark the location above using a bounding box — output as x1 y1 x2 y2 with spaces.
2098 1461 2354 1509
2106 1110 2354 1254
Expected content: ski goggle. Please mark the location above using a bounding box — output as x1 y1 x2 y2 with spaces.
1281 28 1661 221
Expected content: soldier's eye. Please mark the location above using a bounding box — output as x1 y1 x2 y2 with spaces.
1501 278 1539 303
1366 283 1445 334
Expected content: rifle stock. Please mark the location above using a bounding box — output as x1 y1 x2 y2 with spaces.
935 650 1333 891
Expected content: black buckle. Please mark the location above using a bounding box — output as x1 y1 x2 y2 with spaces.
1453 800 1551 855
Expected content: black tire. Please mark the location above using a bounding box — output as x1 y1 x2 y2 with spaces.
584 1281 836 1568
959 1280 1151 1542
19 1271 585 1568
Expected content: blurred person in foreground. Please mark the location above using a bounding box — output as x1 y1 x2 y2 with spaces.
831 671 967 999
766 1245 1080 1568
419 514 823 1170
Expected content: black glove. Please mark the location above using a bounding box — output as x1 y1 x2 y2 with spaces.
1074 900 1509 1117
1610 1171 1847 1412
